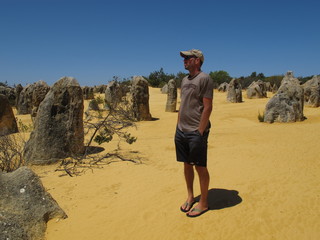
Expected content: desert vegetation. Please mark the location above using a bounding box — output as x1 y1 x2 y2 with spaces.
143 68 316 89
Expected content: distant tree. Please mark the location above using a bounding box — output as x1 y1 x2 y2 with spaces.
209 70 232 88
297 75 314 84
257 73 265 79
264 75 284 88
146 68 175 88
111 76 131 86
250 72 257 78
239 72 266 88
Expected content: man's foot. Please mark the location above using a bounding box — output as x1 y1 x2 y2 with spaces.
180 201 196 213
186 206 209 217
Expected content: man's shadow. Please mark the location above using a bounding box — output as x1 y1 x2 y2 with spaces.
194 188 242 210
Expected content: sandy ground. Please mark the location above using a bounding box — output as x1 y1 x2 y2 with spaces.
20 87 320 240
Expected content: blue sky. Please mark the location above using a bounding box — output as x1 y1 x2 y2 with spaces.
1 0 319 86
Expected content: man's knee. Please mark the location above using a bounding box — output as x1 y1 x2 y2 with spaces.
184 162 194 169
195 165 209 175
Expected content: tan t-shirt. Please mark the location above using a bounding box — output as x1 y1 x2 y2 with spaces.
178 71 214 132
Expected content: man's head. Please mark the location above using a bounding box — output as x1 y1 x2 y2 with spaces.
180 49 204 72
180 49 204 63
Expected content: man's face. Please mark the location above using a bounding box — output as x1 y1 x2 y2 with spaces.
183 56 198 70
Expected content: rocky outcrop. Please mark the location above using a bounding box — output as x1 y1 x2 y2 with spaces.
0 86 16 106
17 81 50 115
272 84 278 93
23 77 84 164
264 71 305 123
227 79 242 103
15 84 23 107
0 166 67 240
165 79 177 112
130 76 152 121
218 82 229 92
246 80 267 99
105 81 121 109
303 75 320 107
161 84 168 94
265 82 272 92
0 94 18 136
83 86 95 100
94 85 107 94
30 81 50 121
17 84 33 114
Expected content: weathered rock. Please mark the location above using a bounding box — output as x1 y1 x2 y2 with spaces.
17 84 34 114
30 81 50 122
264 71 305 123
94 85 107 94
0 94 18 136
0 86 7 95
0 86 16 106
303 75 320 107
105 81 121 109
272 83 278 93
165 79 177 112
218 82 229 92
15 84 24 107
161 84 168 94
17 81 50 115
83 86 95 100
265 82 272 92
246 80 267 99
227 78 242 103
23 77 84 164
130 76 152 121
0 166 67 240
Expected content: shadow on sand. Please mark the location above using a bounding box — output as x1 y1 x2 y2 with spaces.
195 188 242 210
84 146 105 155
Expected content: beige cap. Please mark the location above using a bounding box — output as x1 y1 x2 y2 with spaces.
180 49 204 63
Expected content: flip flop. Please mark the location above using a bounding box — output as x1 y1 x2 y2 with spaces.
180 201 196 213
186 207 209 218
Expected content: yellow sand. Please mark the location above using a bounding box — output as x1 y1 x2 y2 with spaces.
24 88 320 240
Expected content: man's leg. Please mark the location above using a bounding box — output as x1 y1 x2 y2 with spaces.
180 162 195 211
187 165 210 215
184 162 194 201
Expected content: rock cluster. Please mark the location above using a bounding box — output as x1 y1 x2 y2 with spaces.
161 84 168 94
93 85 107 94
303 75 320 107
227 79 242 103
264 71 305 123
104 81 122 109
0 94 18 136
24 77 84 164
0 86 16 106
83 86 95 100
165 79 177 112
130 76 152 121
17 80 50 116
271 83 278 93
0 167 67 240
218 82 229 92
246 80 267 99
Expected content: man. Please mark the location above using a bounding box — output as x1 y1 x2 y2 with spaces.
175 49 213 217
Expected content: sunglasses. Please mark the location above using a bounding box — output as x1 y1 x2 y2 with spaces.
184 56 197 60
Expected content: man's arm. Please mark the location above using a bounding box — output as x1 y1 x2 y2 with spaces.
198 97 213 135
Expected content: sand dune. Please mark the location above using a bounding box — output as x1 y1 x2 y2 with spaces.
28 87 320 240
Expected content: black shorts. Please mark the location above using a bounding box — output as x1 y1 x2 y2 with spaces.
174 127 209 167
